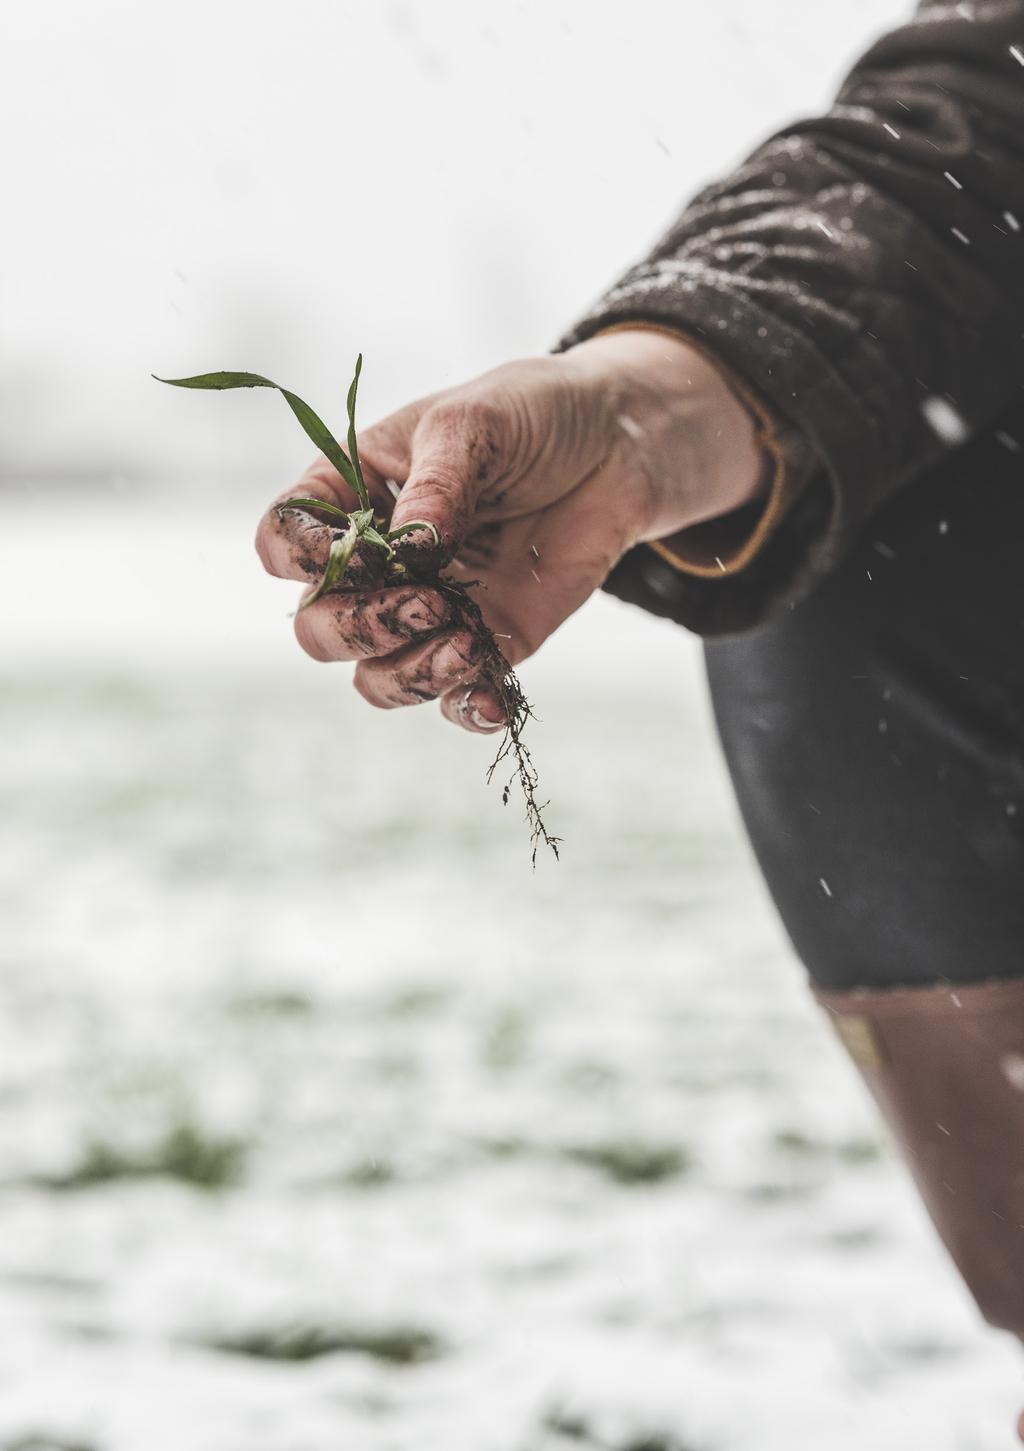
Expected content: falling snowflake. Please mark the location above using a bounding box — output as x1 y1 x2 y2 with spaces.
921 396 968 445
1001 1053 1024 1091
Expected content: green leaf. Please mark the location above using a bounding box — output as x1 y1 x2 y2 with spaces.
153 371 363 500
301 522 360 608
345 355 368 509
361 525 394 557
387 519 441 545
276 496 352 525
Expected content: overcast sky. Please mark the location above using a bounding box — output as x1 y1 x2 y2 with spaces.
2 0 905 490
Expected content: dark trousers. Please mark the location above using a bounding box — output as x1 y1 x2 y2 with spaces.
704 414 1024 993
701 410 1024 1339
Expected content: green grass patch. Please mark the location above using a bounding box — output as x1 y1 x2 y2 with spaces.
541 1407 699 1450
562 1140 692 1186
203 1321 443 1365
773 1128 883 1164
3 1438 98 1451
38 1122 246 1191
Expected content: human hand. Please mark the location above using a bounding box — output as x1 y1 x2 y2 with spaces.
255 328 765 732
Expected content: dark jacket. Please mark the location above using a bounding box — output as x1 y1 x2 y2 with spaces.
560 0 1024 636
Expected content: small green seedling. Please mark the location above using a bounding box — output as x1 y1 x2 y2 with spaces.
155 356 559 862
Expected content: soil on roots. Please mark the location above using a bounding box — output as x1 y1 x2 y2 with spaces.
433 574 560 865
337 535 560 864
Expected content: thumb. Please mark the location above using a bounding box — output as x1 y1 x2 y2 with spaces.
388 398 504 563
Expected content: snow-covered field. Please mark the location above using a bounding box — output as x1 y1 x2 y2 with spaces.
0 501 1020 1450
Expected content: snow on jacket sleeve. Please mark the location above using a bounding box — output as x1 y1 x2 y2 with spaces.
558 0 1024 636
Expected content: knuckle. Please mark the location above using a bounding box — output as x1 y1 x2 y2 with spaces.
253 516 272 571
281 512 331 580
402 471 463 509
374 589 449 642
463 395 506 442
339 594 403 659
440 630 484 673
254 512 282 576
392 668 443 704
424 395 506 455
293 606 332 663
353 665 400 710
255 497 335 581
388 636 472 705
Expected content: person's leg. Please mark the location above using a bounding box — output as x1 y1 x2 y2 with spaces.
703 411 1024 1341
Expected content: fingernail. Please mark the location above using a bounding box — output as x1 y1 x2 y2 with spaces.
459 687 505 733
469 703 504 733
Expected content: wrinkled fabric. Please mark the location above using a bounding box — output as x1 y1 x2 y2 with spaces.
560 0 1024 636
703 417 1024 991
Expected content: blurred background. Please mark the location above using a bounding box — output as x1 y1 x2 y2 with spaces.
2 2 1021 1448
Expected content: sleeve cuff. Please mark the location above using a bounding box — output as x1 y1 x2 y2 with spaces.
578 319 820 582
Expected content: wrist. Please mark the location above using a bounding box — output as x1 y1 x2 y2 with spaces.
562 326 768 542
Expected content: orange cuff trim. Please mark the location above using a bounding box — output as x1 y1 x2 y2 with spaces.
588 320 806 580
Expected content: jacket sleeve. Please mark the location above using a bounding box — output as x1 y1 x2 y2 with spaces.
558 0 1024 636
